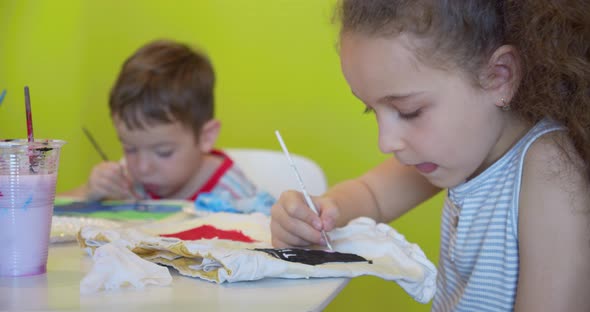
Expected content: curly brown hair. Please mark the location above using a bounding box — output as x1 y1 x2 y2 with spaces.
109 39 215 140
336 0 590 179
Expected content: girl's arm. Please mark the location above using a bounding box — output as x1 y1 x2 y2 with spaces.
271 157 440 248
515 134 590 311
325 157 441 228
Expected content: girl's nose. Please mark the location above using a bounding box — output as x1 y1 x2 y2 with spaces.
378 121 406 154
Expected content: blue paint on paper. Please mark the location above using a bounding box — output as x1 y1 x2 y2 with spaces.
53 201 185 214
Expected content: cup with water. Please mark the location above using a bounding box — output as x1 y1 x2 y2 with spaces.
0 139 65 277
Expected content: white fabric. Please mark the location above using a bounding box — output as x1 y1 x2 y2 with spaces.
80 242 172 293
330 217 437 304
78 215 436 303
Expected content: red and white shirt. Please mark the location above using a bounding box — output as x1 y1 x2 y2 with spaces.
135 149 257 201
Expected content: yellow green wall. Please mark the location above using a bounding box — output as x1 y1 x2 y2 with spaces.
0 1 443 310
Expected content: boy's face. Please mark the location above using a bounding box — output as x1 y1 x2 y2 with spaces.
339 32 512 188
113 117 205 198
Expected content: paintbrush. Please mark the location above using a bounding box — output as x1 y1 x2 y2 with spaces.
81 126 141 202
0 89 6 106
23 86 40 173
24 87 34 144
275 130 334 251
82 126 109 161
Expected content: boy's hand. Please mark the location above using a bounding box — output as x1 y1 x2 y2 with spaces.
86 161 135 201
270 190 339 248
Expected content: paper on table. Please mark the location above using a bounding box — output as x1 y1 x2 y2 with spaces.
53 198 196 220
78 215 437 303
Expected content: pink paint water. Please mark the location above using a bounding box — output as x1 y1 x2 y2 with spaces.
0 173 57 277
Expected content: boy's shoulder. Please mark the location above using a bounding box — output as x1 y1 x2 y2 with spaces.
210 150 258 197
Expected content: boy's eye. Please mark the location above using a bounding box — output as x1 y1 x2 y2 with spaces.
399 109 422 120
123 147 137 154
156 150 174 158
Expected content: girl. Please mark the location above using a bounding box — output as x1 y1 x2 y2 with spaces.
270 0 590 311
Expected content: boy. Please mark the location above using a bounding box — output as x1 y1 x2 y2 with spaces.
65 40 258 202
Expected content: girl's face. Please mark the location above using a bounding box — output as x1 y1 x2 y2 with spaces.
113 117 205 198
340 32 512 188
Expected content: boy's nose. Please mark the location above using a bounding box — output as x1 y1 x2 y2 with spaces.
378 122 406 154
136 153 152 174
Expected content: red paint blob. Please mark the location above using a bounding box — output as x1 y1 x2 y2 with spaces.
160 225 257 243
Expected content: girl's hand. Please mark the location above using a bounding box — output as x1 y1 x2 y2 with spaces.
86 161 135 201
270 190 339 248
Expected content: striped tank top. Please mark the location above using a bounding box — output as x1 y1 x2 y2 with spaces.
432 119 563 311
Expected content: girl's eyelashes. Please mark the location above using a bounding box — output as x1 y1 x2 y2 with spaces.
363 105 422 120
399 109 422 120
363 107 374 114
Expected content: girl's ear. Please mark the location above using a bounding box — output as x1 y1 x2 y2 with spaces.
481 45 522 106
198 119 221 153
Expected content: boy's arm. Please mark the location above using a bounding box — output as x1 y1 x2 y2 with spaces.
57 161 136 201
57 183 90 199
515 135 590 311
325 157 441 228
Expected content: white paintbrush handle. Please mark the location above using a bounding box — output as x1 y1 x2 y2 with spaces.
275 130 333 251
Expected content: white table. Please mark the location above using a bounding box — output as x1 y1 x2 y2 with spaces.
0 243 349 312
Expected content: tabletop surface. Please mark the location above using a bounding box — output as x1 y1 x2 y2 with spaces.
0 242 349 312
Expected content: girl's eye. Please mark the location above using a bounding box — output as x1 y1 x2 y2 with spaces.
363 107 374 114
156 150 174 158
399 109 422 120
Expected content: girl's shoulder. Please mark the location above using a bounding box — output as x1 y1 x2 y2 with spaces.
516 127 590 311
519 128 589 231
522 130 585 188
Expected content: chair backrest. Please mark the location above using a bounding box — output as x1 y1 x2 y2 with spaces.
224 148 328 199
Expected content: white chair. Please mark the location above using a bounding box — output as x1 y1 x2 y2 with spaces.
225 148 328 199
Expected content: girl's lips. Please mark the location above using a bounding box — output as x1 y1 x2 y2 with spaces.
414 162 438 174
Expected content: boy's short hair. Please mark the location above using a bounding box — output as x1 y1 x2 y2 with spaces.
109 39 215 139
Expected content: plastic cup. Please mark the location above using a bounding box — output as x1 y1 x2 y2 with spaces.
0 139 65 277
